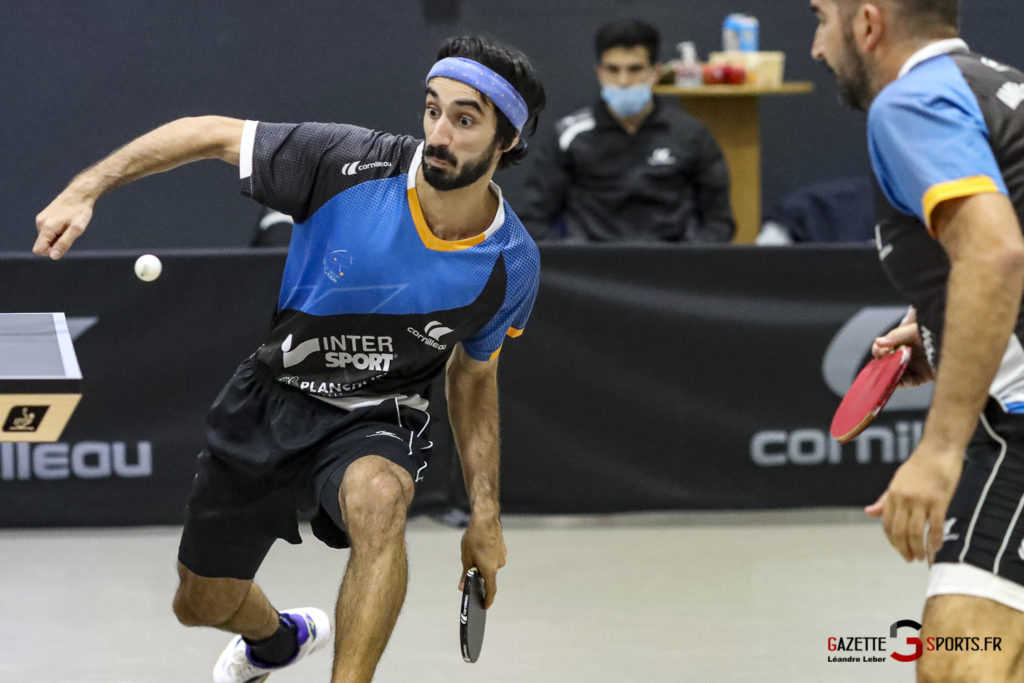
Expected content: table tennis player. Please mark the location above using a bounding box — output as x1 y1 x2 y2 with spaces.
812 0 1024 679
33 35 545 683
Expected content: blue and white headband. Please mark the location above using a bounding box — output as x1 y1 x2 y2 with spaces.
425 57 529 146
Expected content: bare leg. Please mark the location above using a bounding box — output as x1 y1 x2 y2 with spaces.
331 455 415 683
917 594 1024 682
173 563 280 640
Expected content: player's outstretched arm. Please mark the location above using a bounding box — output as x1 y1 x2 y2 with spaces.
446 345 506 609
34 116 245 260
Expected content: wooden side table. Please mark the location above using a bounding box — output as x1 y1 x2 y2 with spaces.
654 82 814 243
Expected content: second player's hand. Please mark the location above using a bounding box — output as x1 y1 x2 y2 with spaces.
34 190 95 260
864 441 963 563
872 322 936 388
459 514 507 609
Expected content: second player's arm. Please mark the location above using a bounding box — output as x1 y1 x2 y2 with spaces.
870 192 1024 561
926 192 1024 450
35 116 245 259
446 344 505 608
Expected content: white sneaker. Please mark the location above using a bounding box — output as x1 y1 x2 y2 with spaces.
212 607 332 683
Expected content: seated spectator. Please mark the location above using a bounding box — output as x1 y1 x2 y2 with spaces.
519 19 733 243
756 177 875 245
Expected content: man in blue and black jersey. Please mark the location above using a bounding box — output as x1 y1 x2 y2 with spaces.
34 36 545 683
812 0 1024 678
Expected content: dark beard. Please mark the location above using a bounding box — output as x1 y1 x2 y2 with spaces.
833 30 873 111
422 141 499 191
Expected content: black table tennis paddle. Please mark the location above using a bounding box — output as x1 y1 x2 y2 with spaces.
460 567 486 663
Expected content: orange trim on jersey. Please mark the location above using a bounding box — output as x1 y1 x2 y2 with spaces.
406 187 487 252
922 175 1001 235
486 329 524 361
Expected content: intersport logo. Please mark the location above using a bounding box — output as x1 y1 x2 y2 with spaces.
280 333 395 371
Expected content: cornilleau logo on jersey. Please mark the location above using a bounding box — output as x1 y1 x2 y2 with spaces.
407 321 453 351
342 160 393 176
425 321 453 340
996 82 1024 111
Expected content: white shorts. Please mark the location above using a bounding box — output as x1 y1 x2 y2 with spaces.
928 562 1024 612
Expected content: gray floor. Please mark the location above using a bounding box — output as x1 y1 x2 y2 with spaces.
0 510 928 682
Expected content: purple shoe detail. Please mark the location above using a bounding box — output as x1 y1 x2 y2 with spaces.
241 642 263 667
212 608 330 683
282 611 314 648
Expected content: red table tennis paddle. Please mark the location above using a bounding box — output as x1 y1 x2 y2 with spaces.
830 346 911 443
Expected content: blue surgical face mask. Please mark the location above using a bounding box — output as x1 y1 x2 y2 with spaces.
600 83 653 117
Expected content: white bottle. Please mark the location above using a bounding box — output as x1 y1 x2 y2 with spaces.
675 41 702 87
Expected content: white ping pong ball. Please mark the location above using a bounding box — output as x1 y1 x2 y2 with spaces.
134 254 162 282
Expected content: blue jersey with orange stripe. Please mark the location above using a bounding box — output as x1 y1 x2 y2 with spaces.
868 42 1009 232
239 121 539 406
871 40 1024 414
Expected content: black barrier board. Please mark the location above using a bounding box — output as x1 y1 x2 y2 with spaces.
0 245 922 526
0 250 455 526
497 245 923 512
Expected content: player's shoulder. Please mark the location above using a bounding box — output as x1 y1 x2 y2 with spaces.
952 52 1024 89
288 121 412 142
498 206 541 274
332 124 421 167
869 56 982 143
271 122 421 167
872 54 971 114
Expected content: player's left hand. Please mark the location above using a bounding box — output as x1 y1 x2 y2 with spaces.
460 514 506 609
864 441 963 563
872 323 935 388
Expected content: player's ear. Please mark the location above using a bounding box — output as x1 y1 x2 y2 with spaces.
858 3 885 51
502 134 520 154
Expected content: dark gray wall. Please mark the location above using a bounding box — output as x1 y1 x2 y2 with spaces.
3 1 1022 251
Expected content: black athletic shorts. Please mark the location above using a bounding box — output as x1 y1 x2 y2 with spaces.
177 356 432 580
930 403 1024 610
